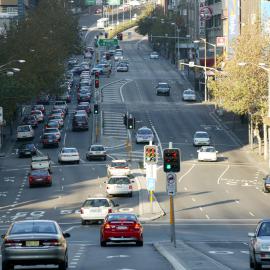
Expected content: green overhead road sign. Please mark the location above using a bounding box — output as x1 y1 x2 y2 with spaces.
85 0 96 5
98 38 119 47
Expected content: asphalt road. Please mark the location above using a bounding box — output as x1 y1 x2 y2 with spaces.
0 11 268 270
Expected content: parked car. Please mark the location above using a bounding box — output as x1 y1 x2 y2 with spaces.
28 169 52 187
58 147 80 164
150 51 159 59
248 219 270 269
16 125 34 141
193 131 211 146
135 126 154 143
107 160 130 177
86 145 106 160
41 134 59 148
106 176 133 197
1 219 70 269
182 89 196 101
156 82 170 96
18 143 37 158
80 197 119 225
263 175 270 193
100 213 143 247
197 146 218 162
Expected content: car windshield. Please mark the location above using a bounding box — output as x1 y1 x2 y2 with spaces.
10 221 57 234
158 83 169 88
108 177 130 184
137 129 152 135
62 148 77 153
184 90 194 94
20 144 34 150
91 146 104 151
74 116 86 121
48 122 58 127
111 162 128 168
258 222 270 236
83 199 109 207
108 214 137 222
45 128 58 133
17 126 30 132
43 134 56 139
195 133 209 138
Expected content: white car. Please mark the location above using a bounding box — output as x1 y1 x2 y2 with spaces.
106 176 133 197
43 128 61 141
114 51 124 61
136 126 154 143
182 89 196 101
31 110 44 122
86 145 106 160
16 125 34 140
58 147 80 164
81 25 88 31
107 160 130 176
80 197 119 225
150 51 159 59
53 100 68 114
197 146 218 161
193 131 211 146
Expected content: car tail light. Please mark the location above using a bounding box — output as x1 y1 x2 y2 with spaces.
4 239 22 247
47 175 52 181
134 223 141 230
29 176 34 182
129 185 132 190
42 239 61 246
80 208 84 214
104 223 111 229
108 209 112 213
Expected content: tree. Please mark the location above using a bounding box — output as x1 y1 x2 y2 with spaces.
208 24 270 153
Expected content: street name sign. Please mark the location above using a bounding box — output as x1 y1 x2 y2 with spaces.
166 173 177 196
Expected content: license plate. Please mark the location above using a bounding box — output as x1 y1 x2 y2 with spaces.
25 152 31 154
26 240 39 247
49 140 52 142
117 226 127 230
36 178 43 181
90 208 100 212
117 185 123 188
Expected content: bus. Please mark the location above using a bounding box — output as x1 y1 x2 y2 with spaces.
97 18 109 29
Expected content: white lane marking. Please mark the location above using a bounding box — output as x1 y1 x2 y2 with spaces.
205 214 210 219
209 250 234 255
235 200 240 204
106 255 130 259
192 198 196 202
217 165 230 184
199 207 203 212
64 226 78 233
249 212 255 217
184 187 187 191
119 79 132 102
63 133 67 146
178 164 196 183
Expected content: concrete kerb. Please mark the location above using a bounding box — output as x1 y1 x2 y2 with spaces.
153 242 186 270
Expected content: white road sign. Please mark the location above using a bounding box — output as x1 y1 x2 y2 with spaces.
166 173 177 196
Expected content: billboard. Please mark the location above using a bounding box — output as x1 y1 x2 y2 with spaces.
227 0 240 55
261 0 270 34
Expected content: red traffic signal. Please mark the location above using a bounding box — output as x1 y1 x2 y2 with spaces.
95 72 99 79
163 148 180 172
95 79 99 88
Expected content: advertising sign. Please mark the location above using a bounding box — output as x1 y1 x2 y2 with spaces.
261 0 270 34
227 0 240 56
199 0 206 37
216 36 226 47
0 107 3 125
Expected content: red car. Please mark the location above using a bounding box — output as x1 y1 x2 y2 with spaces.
100 213 143 247
28 169 52 187
41 133 59 148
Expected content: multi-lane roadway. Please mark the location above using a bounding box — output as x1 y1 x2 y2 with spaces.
0 10 268 270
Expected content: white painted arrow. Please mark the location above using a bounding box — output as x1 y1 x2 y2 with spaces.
106 255 130 259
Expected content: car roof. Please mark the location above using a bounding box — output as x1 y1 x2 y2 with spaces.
195 131 208 134
138 126 151 131
86 197 110 201
12 219 57 224
91 144 104 147
62 147 77 150
109 175 129 178
111 159 127 163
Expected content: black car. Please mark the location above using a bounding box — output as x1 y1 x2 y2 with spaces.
72 115 88 131
18 143 37 158
263 175 270 192
156 82 171 96
41 134 59 148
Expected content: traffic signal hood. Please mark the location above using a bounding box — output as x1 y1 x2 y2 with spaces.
127 117 135 129
163 148 180 172
94 104 99 114
95 79 99 88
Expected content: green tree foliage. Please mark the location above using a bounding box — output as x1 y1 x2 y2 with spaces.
0 0 80 122
208 24 270 122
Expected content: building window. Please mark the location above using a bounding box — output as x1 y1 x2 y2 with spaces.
206 17 214 28
214 14 221 27
215 0 221 3
207 0 214 5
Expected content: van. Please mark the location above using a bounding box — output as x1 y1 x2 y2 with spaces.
17 125 34 140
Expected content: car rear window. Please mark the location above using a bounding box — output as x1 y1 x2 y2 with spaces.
195 133 209 138
91 146 104 151
137 129 152 135
62 148 77 153
10 221 57 234
74 116 87 122
108 214 137 222
111 162 128 167
201 147 215 152
31 170 49 176
83 199 109 207
17 126 30 132
108 177 130 184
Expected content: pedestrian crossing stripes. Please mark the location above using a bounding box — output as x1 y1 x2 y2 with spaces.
103 111 128 139
102 80 128 104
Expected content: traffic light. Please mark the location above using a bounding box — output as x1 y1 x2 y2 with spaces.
123 113 127 126
94 104 99 114
163 148 180 172
127 117 135 129
117 33 123 40
95 72 99 79
95 79 99 88
144 145 158 164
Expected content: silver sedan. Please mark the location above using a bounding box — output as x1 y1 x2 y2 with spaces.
1 219 70 270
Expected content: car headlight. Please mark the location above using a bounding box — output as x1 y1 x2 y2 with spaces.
254 240 262 251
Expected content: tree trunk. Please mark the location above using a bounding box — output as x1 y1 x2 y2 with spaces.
249 115 253 150
254 123 262 155
264 123 268 160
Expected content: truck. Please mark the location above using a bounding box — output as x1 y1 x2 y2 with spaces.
31 155 52 173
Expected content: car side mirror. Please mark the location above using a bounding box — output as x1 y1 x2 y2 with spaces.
63 232 70 238
248 232 255 237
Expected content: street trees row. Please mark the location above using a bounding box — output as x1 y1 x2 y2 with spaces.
0 0 81 122
208 24 270 154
